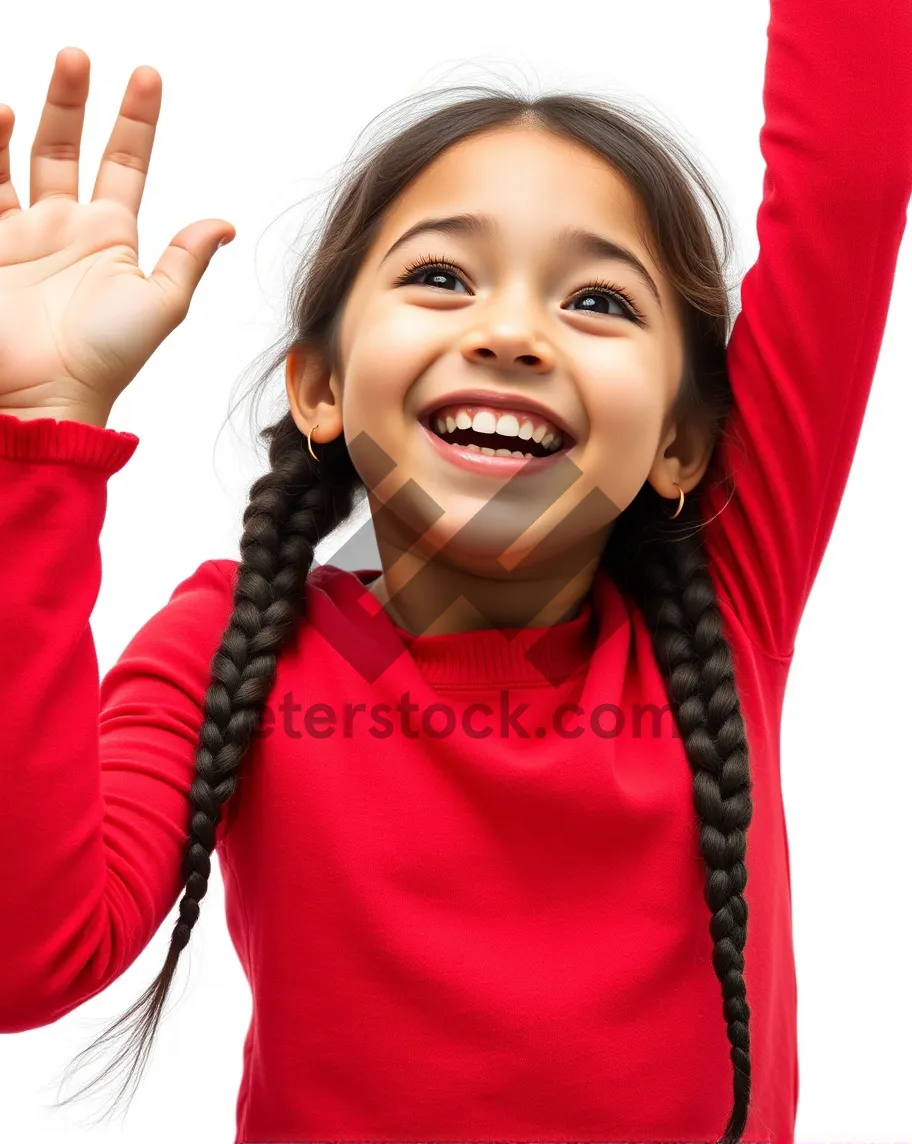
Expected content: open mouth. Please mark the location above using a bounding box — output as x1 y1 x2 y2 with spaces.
418 408 576 460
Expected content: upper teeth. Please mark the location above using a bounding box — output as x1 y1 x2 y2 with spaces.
432 406 564 452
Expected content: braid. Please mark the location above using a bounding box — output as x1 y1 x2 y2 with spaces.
605 488 754 1144
52 414 360 1122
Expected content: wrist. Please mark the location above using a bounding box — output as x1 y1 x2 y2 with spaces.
1 403 112 430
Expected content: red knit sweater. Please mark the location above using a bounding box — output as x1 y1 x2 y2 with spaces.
1 3 910 1141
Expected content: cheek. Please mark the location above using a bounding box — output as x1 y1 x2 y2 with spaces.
338 303 442 484
344 300 439 398
582 358 668 496
587 354 665 442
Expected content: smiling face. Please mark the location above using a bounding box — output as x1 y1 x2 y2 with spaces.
287 124 711 618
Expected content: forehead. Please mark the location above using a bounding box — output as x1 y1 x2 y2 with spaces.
368 125 649 260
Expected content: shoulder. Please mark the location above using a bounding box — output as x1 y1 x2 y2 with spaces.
176 560 381 622
201 559 362 589
128 559 239 655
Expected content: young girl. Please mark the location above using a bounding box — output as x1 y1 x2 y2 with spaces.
0 2 909 1141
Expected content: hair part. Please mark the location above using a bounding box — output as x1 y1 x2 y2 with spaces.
52 79 753 1144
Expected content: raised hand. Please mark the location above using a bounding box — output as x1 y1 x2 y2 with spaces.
0 47 235 426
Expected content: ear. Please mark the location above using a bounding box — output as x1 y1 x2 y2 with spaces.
284 343 343 446
646 411 716 500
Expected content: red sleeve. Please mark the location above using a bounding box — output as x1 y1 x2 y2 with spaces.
701 0 912 658
0 413 236 1031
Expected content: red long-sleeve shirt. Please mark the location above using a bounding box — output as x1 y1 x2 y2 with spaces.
1 2 910 1141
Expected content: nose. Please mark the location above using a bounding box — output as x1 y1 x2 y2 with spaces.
459 302 556 374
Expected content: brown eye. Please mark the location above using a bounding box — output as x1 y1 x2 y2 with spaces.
395 257 471 293
565 279 646 324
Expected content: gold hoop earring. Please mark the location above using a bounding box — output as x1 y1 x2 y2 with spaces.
670 481 685 519
306 424 319 462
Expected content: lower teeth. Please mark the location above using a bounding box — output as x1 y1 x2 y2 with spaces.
469 443 535 458
442 439 541 459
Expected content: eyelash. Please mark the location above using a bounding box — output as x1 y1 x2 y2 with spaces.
393 253 647 325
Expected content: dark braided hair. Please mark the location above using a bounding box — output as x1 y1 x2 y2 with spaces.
52 82 755 1143
52 414 361 1119
605 485 753 1142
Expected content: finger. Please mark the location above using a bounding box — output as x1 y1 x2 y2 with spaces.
29 47 90 205
90 64 161 219
0 104 22 218
147 220 236 321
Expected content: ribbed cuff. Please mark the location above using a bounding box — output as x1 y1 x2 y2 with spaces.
0 412 139 473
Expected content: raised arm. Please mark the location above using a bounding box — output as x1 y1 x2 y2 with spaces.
0 414 235 1030
701 0 912 659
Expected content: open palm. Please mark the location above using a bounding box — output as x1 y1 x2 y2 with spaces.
0 48 233 422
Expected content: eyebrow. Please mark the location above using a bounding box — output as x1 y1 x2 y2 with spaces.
377 211 664 313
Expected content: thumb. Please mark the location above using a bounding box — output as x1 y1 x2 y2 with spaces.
147 220 235 316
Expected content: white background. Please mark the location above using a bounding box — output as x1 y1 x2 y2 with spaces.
2 1 910 1140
